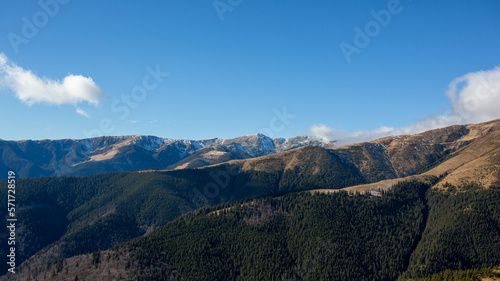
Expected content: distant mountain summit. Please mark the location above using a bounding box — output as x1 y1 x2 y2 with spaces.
0 134 334 178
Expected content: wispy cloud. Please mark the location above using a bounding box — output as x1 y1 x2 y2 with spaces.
309 66 500 145
76 107 91 118
0 53 103 109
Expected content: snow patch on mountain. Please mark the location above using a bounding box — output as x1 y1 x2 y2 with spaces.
130 135 165 151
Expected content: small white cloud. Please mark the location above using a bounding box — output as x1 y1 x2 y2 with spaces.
128 120 140 124
0 53 103 108
309 66 500 145
75 107 91 118
308 123 338 139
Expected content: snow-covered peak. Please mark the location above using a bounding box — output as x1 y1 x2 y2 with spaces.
130 135 165 151
273 135 335 152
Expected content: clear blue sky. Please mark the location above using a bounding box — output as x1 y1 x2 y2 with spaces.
1 0 499 141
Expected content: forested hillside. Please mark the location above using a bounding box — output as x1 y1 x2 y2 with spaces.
402 265 500 281
9 181 430 280
8 181 500 281
0 146 365 276
402 183 500 278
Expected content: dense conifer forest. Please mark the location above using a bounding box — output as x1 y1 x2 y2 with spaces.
113 181 500 280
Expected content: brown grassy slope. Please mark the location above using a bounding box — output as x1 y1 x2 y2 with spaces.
333 124 473 182
203 145 340 174
312 119 500 194
422 119 500 189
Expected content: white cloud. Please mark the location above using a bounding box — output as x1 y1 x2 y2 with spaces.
309 66 500 145
76 107 91 118
0 53 103 108
447 67 500 123
309 124 338 140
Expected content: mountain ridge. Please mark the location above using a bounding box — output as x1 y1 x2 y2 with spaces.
0 134 334 179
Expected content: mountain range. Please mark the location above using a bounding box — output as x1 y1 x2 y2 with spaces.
0 119 499 280
0 134 334 179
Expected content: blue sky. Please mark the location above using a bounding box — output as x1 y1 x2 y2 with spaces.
0 0 499 142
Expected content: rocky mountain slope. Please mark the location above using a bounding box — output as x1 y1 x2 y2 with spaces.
0 134 334 179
